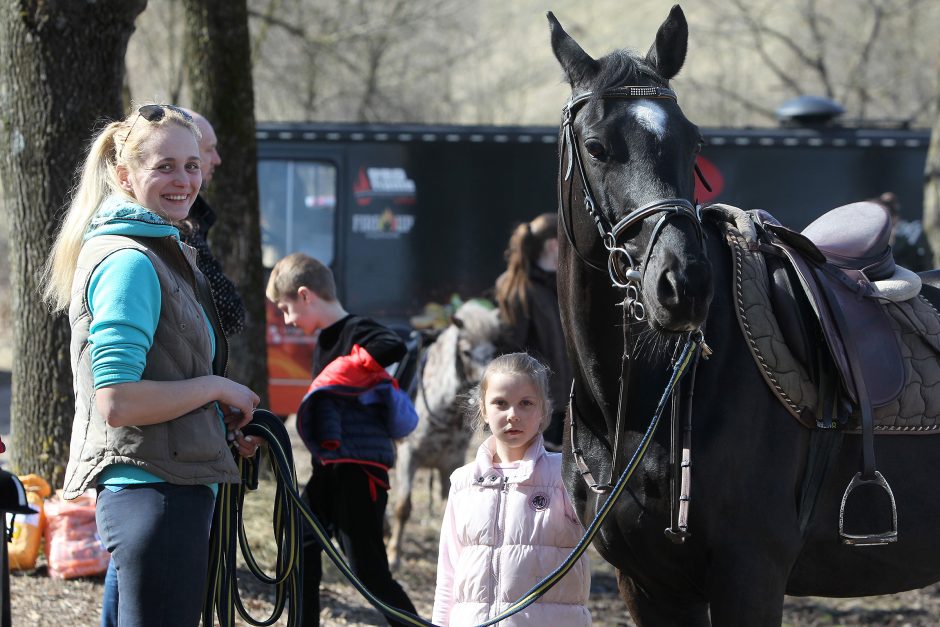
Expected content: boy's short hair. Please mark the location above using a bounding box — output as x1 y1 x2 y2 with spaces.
266 252 337 303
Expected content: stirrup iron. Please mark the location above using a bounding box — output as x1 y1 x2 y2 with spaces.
838 471 898 546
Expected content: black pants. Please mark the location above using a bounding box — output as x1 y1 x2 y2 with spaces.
302 463 417 626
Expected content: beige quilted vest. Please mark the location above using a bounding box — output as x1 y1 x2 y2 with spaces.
62 234 239 499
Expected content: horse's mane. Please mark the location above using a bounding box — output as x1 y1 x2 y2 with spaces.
590 49 666 97
418 324 462 415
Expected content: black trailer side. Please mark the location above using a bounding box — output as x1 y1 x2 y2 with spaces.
258 121 929 319
257 123 560 321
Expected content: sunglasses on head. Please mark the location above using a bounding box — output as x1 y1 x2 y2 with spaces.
118 104 194 159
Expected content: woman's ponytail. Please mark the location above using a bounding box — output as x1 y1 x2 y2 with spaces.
42 121 124 311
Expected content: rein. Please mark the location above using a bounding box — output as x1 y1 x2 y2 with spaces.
209 340 702 626
559 84 711 543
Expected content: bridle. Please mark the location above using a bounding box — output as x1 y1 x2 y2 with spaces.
559 85 705 319
559 84 711 543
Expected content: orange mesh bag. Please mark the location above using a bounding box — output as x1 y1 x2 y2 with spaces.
43 489 110 579
6 474 52 571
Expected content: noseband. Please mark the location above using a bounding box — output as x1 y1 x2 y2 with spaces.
559 85 704 318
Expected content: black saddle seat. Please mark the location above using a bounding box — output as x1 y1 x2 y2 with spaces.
801 201 896 281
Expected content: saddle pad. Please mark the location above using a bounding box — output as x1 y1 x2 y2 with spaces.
721 216 817 428
871 296 940 432
715 207 940 434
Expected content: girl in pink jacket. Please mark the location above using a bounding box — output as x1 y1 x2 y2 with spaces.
432 353 591 626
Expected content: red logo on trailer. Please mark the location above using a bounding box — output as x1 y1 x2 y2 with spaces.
694 156 724 204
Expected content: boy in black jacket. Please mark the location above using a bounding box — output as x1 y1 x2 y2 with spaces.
266 253 417 627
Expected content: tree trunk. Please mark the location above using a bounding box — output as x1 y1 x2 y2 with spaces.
0 1 147 484
183 0 270 408
925 63 940 268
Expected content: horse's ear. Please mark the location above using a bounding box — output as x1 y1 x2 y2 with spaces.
547 11 599 88
645 4 688 81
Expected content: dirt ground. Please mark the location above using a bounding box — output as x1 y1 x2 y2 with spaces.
8 417 940 626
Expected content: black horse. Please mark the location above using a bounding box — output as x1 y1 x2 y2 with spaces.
550 6 940 625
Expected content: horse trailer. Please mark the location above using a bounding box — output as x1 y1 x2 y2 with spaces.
257 120 931 414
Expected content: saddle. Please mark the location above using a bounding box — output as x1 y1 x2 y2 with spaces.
708 202 933 425
758 202 913 424
709 201 940 545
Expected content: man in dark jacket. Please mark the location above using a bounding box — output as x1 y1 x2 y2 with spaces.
266 252 417 627
178 109 246 336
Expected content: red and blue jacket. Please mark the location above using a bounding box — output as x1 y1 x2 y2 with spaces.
297 344 418 471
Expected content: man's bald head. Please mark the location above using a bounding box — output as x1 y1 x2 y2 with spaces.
182 108 221 185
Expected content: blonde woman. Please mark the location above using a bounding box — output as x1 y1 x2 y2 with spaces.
43 104 259 626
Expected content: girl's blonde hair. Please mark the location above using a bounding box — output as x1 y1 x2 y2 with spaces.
468 352 554 433
41 105 200 311
495 212 558 326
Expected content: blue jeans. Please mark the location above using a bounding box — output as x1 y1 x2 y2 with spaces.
101 559 117 627
96 483 215 627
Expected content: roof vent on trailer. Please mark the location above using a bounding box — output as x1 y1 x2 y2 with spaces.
776 95 845 127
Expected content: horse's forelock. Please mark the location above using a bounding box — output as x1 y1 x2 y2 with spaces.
589 49 665 99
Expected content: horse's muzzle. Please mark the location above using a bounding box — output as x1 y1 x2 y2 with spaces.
647 258 712 331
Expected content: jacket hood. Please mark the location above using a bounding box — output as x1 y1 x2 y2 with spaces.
307 344 396 394
85 194 180 241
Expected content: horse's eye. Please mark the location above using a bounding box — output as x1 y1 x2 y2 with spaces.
584 139 607 161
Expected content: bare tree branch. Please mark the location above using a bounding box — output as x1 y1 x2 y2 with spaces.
802 0 834 97
727 0 807 95
841 0 886 118
685 76 778 122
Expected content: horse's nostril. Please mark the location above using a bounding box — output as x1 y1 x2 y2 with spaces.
657 270 681 306
650 259 713 325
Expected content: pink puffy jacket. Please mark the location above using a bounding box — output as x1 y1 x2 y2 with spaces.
432 435 591 626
